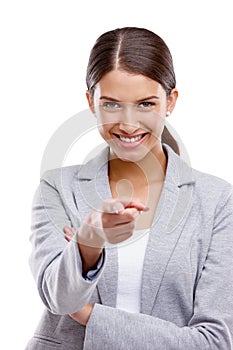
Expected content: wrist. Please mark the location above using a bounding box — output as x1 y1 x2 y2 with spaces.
78 243 103 274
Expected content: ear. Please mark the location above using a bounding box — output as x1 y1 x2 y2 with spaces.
167 88 178 114
86 90 95 114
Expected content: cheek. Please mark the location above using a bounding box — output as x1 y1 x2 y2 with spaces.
97 120 114 140
96 110 119 127
96 112 116 133
143 113 166 135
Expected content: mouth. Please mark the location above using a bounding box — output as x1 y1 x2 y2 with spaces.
112 132 148 146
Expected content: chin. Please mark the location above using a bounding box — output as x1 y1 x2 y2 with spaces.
110 147 150 163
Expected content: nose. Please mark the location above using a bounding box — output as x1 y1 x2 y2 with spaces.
118 104 140 134
119 122 140 134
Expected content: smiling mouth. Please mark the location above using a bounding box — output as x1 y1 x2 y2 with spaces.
113 133 148 143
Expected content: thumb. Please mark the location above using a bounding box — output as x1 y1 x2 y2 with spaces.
122 207 139 218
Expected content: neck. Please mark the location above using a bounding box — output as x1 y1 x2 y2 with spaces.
108 144 167 186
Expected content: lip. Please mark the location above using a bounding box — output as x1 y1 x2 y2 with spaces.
112 132 149 148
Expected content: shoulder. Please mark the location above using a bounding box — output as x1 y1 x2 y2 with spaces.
40 145 110 188
40 164 82 187
190 167 233 213
192 167 232 195
165 143 233 200
166 142 233 212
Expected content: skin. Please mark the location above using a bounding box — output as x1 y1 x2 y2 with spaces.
64 69 178 325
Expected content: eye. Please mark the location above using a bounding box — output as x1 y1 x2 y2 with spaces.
138 101 155 109
101 101 121 110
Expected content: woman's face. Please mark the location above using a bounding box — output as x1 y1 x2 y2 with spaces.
86 70 178 162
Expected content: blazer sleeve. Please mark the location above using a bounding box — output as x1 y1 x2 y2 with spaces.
29 169 106 315
83 185 233 350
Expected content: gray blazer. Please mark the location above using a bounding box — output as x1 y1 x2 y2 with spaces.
26 144 233 349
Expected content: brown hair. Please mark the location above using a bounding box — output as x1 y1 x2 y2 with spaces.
86 27 180 155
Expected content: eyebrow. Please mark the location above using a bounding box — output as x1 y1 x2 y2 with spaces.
99 95 159 102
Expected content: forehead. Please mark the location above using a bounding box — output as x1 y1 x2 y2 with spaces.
94 70 166 101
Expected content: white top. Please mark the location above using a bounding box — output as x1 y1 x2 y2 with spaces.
116 229 150 313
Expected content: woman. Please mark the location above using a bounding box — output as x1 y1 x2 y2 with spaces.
26 27 233 349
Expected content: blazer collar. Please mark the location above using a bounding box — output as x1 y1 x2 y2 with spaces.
77 145 109 181
74 144 196 311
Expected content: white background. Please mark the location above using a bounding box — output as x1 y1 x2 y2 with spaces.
1 0 233 348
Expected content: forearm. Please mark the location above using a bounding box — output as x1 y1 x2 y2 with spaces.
84 304 232 350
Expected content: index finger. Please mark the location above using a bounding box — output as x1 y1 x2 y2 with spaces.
120 198 149 212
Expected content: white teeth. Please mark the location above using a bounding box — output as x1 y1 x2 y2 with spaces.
119 134 143 143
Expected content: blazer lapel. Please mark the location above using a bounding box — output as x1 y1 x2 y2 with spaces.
140 144 195 315
73 146 110 223
96 247 118 307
